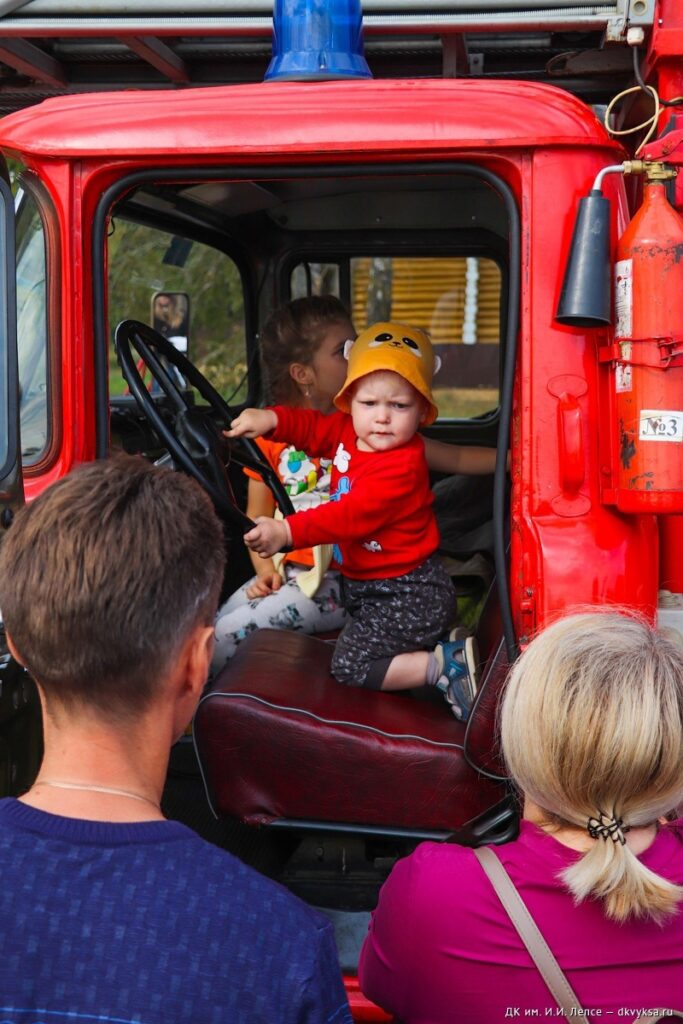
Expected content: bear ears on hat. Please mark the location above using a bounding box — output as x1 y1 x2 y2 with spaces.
342 335 442 375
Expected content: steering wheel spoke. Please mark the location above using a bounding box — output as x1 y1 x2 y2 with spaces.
134 333 189 414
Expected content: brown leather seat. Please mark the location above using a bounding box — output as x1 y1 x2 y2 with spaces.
194 592 511 833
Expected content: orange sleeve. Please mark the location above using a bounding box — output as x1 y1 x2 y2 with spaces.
243 438 286 482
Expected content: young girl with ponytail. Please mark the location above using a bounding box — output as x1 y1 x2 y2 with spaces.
359 611 683 1019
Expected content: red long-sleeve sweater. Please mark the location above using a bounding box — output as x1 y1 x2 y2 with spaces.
269 406 439 580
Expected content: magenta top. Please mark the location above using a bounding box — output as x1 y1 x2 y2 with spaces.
358 820 683 1021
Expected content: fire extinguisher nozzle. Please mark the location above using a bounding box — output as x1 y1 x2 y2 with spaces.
556 192 612 328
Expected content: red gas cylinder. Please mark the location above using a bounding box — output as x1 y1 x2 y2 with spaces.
611 180 683 513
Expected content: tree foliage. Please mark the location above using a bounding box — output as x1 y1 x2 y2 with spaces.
107 218 248 400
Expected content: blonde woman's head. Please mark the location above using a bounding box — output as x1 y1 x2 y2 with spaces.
500 610 683 922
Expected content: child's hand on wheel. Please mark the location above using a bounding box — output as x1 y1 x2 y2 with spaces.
244 517 292 559
225 408 278 439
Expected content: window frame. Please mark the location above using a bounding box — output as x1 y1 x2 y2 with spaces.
0 174 17 484
284 240 507 427
92 160 520 658
14 172 62 475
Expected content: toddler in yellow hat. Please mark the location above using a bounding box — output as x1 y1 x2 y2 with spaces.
228 321 478 720
334 320 440 425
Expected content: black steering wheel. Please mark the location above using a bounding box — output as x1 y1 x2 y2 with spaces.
114 320 295 528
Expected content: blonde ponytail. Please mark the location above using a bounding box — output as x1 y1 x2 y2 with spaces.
562 830 682 922
500 611 683 923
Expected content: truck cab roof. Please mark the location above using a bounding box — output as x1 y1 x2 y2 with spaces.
0 78 620 159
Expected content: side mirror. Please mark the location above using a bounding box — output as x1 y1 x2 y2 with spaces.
151 291 190 356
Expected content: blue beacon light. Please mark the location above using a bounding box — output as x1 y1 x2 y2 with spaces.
265 0 372 82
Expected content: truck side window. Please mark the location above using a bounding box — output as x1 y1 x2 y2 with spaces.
108 220 247 403
290 255 501 422
291 262 340 298
352 256 501 421
15 188 50 465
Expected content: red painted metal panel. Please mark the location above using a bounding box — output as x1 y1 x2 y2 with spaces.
344 976 393 1022
21 158 97 502
0 79 619 161
511 147 658 635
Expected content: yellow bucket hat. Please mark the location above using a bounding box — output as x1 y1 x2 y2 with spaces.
334 321 440 426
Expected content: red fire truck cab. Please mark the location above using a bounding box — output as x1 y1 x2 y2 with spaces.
0 2 682 1018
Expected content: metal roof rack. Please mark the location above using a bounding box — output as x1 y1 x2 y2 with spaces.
0 0 654 116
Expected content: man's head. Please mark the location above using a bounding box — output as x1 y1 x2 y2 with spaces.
334 321 439 426
0 457 224 721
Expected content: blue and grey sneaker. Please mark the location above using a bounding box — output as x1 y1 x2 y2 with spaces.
434 631 479 722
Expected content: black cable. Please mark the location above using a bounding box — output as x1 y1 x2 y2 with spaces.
633 47 683 107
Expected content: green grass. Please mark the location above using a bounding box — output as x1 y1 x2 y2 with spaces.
434 387 498 421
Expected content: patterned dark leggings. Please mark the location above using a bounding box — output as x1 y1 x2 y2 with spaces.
331 555 456 689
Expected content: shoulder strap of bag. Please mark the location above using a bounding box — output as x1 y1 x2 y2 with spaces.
474 845 584 1015
474 847 683 1023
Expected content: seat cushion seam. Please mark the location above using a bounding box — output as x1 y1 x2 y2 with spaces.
198 691 464 750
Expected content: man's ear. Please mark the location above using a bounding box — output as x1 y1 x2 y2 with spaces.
5 632 26 668
171 623 215 741
183 624 215 699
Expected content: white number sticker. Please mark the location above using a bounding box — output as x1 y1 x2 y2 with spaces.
639 410 683 443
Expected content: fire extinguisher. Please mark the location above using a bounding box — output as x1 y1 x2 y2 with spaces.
610 169 683 513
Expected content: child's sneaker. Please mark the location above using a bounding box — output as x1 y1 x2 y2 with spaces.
434 632 479 722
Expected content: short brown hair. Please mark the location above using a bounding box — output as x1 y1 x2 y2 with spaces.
0 456 225 719
261 295 352 404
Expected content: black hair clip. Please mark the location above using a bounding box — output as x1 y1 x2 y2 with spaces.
587 811 628 846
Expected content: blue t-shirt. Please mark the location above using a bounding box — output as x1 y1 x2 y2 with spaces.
0 798 352 1024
